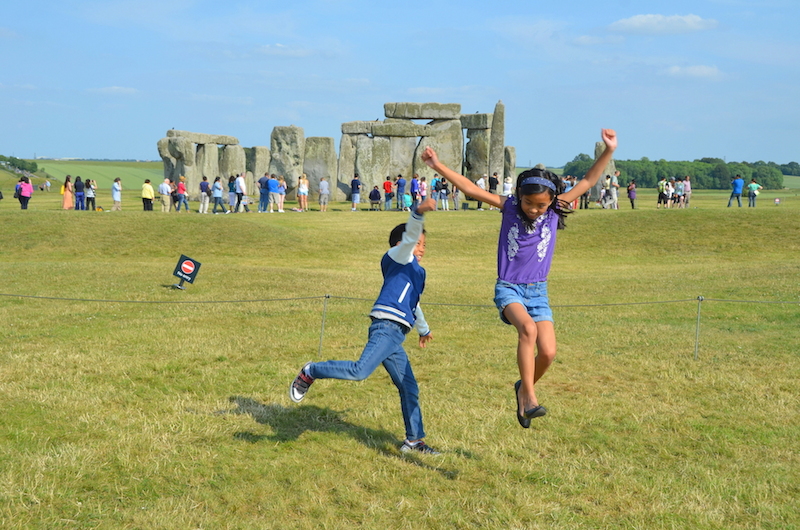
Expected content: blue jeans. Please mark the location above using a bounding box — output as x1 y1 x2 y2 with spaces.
212 196 224 213
74 192 85 210
308 319 425 440
748 192 756 207
385 193 392 211
259 189 269 212
728 193 742 207
176 193 190 211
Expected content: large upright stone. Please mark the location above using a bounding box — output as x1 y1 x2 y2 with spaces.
164 136 198 193
303 137 337 198
504 146 517 182
413 119 463 181
246 146 270 197
219 145 246 182
268 126 305 196
157 138 176 180
193 143 220 200
388 136 417 183
488 100 505 180
167 130 238 145
384 102 461 120
464 129 490 181
336 134 358 201
355 135 391 195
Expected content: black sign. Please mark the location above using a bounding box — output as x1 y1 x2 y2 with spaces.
173 255 201 284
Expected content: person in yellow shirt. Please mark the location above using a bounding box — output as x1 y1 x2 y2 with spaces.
141 179 155 211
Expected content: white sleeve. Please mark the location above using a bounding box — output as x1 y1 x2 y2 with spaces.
386 209 424 265
413 303 430 336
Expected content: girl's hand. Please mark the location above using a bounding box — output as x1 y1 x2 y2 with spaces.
601 129 617 152
421 147 439 169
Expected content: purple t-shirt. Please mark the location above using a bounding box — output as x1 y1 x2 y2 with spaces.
497 195 559 284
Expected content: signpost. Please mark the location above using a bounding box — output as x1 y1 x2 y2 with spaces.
172 255 201 290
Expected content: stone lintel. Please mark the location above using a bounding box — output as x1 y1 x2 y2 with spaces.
166 129 239 145
460 113 493 130
384 102 462 120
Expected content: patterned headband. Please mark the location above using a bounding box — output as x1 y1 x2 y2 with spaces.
520 176 556 191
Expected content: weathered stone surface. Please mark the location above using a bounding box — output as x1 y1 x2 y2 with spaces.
388 136 417 183
384 102 462 120
355 135 391 196
464 128 490 181
246 146 270 190
460 113 493 130
592 141 617 201
303 137 337 198
336 134 358 201
219 145 246 183
504 146 517 182
413 119 463 181
163 136 198 194
488 100 505 180
166 129 238 145
157 138 176 180
371 121 432 137
192 143 220 200
341 121 376 135
268 126 305 196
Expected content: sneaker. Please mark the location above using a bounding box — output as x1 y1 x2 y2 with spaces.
400 440 441 455
289 362 314 403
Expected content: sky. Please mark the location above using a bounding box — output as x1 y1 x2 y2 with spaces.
2 0 799 167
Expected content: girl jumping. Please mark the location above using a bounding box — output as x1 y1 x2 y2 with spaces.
422 129 617 428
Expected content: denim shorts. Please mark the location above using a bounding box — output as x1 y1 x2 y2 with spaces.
494 280 553 325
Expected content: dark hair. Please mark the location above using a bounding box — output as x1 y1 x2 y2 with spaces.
515 168 571 230
75 176 82 183
389 223 426 247
64 175 72 183
229 176 235 183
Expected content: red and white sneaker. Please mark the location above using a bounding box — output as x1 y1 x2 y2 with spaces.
289 362 314 403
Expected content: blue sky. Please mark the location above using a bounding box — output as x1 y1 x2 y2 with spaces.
2 0 798 166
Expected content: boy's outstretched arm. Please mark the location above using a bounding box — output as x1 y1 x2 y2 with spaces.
560 129 618 204
421 147 503 209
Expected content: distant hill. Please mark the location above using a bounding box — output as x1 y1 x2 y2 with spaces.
34 160 163 189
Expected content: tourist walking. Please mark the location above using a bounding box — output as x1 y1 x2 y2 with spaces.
211 177 225 213
227 176 236 213
747 179 763 207
141 179 155 211
234 173 250 213
62 175 74 210
176 176 190 212
683 176 692 208
111 178 122 211
85 179 96 211
158 178 172 212
16 177 33 209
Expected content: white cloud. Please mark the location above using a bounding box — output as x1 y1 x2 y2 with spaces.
257 44 314 58
664 65 723 79
89 86 138 95
609 14 718 35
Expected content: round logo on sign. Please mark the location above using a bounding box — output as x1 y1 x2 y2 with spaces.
181 260 195 275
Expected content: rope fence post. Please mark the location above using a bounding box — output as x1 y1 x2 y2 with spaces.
694 295 704 360
317 294 330 359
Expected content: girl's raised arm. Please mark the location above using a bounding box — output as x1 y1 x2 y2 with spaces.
560 129 617 204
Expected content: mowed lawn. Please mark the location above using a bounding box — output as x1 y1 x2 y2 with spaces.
0 184 798 528
31 160 163 190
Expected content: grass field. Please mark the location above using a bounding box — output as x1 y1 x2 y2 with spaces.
0 179 798 528
24 160 164 190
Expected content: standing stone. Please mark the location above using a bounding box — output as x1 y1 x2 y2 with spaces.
488 100 505 180
219 145 246 183
464 129 490 182
504 146 517 183
355 135 391 196
303 137 337 198
413 119 463 181
246 146 271 195
157 138 177 181
167 136 198 195
268 126 305 197
388 136 417 184
336 134 358 201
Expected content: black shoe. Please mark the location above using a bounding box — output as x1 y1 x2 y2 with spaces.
400 440 441 455
289 362 314 403
514 380 531 429
524 405 547 419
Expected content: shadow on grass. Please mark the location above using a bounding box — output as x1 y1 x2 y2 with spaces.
221 396 459 480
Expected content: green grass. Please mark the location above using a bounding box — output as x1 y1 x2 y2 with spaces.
0 187 798 528
782 175 800 189
29 160 163 190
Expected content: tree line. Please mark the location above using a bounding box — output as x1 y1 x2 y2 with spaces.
562 156 795 189
0 155 39 174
